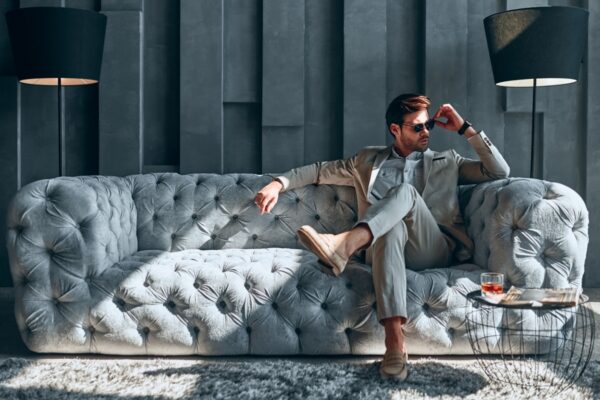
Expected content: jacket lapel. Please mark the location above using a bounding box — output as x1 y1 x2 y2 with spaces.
366 146 392 203
423 148 435 190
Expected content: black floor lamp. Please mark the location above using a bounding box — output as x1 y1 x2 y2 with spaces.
6 7 107 177
483 6 588 178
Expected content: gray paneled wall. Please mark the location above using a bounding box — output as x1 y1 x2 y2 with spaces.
0 0 598 288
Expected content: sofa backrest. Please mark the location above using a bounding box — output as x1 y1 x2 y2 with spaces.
128 173 360 252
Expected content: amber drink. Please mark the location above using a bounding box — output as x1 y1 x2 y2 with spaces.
480 272 504 296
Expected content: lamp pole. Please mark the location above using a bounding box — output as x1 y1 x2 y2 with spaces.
530 78 537 178
58 77 63 177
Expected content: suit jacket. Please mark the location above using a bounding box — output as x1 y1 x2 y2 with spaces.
273 131 510 262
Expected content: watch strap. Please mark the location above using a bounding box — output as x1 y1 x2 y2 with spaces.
458 120 472 136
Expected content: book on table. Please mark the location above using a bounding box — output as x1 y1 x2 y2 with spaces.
485 286 582 307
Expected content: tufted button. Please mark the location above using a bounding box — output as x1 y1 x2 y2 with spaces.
448 328 455 335
196 180 202 186
272 302 278 310
193 326 200 335
236 179 242 185
211 234 217 240
295 328 301 335
372 302 377 310
142 327 150 335
53 298 60 306
295 198 300 203
173 195 178 201
191 214 197 220
47 249 55 256
143 281 150 287
153 214 158 220
345 328 352 335
422 303 430 311
252 234 258 240
345 282 352 289
232 215 239 221
115 298 126 307
166 300 176 309
273 215 279 221
15 225 24 234
218 300 227 310
296 284 302 290
156 178 163 184
214 195 220 201
193 281 200 289
246 326 252 334
244 282 251 290
171 233 176 240
321 303 328 310
334 196 339 202
88 326 96 334
315 214 320 220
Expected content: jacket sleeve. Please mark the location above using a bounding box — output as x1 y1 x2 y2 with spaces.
455 131 510 185
268 154 357 192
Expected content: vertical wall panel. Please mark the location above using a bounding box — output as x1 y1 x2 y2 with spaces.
343 0 387 157
224 0 260 103
386 0 421 99
180 0 223 174
99 9 143 176
0 78 18 287
467 0 505 156
262 0 305 173
262 0 305 126
425 0 469 156
304 0 343 164
0 0 19 286
386 0 422 147
224 103 261 173
144 0 180 169
504 113 543 179
21 85 57 183
262 127 304 174
65 86 99 176
585 0 600 286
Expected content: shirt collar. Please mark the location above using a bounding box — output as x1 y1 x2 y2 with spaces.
390 146 424 160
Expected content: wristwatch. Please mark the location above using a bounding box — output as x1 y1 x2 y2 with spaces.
457 120 472 136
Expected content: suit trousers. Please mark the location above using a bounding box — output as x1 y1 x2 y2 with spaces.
357 183 454 323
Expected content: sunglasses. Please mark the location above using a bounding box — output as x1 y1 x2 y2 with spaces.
401 119 435 133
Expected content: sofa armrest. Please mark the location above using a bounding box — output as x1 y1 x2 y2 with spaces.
5 176 137 349
463 178 588 288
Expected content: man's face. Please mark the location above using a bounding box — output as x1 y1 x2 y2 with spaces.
390 109 431 154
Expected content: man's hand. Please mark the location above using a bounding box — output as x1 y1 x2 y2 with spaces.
254 180 283 214
433 103 477 138
432 103 464 132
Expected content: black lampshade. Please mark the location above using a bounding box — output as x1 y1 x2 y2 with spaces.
5 7 107 86
484 6 588 87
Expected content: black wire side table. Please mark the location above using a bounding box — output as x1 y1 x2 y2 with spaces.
465 290 595 397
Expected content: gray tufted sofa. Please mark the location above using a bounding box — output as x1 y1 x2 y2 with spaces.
6 173 589 355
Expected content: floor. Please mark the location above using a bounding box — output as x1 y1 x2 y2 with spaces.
1 287 599 363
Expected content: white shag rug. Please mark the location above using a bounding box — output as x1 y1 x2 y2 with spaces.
0 356 598 399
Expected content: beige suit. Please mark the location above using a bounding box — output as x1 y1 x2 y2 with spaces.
274 131 510 322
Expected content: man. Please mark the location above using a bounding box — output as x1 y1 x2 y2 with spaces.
254 93 510 380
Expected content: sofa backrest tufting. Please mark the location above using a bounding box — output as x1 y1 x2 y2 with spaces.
127 173 360 252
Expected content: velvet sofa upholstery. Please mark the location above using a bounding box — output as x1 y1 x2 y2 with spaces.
6 173 588 355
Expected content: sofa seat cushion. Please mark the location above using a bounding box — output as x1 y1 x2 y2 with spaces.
88 248 384 355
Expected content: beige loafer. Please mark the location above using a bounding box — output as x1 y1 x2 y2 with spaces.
380 350 409 381
297 225 348 276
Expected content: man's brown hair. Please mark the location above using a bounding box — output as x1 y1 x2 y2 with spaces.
385 93 431 135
